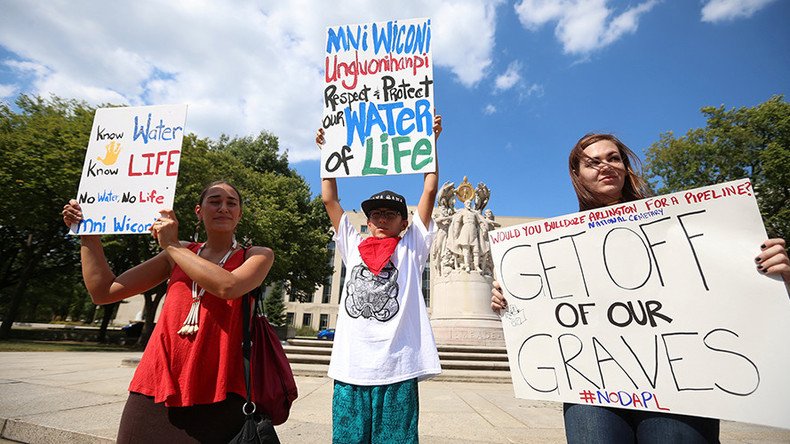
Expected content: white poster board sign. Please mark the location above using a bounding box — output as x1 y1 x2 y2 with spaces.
489 179 790 429
71 104 188 235
320 17 436 178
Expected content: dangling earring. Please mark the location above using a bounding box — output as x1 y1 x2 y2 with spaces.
192 221 202 242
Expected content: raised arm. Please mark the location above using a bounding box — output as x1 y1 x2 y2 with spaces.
63 200 171 305
417 114 442 227
317 128 344 231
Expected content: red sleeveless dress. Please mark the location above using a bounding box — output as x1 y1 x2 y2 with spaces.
128 243 247 407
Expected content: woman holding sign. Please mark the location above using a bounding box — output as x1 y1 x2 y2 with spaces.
491 133 790 443
62 180 274 443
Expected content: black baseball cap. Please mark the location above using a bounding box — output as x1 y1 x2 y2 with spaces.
361 190 408 220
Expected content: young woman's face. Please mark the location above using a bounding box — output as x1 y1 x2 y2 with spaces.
366 207 407 239
578 140 627 205
196 183 241 232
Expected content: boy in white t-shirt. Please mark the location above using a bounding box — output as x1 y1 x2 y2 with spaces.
316 115 442 443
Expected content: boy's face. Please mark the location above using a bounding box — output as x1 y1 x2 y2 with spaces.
367 207 407 238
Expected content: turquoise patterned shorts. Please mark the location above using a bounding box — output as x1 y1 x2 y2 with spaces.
332 378 419 444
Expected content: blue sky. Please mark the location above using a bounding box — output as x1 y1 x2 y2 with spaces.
1 0 787 219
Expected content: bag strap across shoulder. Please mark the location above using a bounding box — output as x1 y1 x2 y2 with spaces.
242 294 254 411
241 246 256 412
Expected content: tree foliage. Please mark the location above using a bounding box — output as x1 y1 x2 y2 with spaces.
213 132 292 176
0 95 94 338
263 282 287 327
0 95 332 341
644 95 790 242
177 132 333 300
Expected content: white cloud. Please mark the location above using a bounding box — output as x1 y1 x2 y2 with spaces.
0 83 17 98
483 104 497 114
514 0 568 30
513 0 659 55
433 0 504 87
5 60 50 79
701 0 777 23
522 83 544 99
0 0 503 162
494 61 522 91
492 61 543 101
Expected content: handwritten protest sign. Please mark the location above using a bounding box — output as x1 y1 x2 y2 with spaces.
489 179 790 429
70 104 188 235
321 18 436 178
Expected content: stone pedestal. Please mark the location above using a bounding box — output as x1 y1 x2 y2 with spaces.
430 273 505 347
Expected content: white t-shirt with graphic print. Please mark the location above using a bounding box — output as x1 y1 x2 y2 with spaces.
327 212 441 386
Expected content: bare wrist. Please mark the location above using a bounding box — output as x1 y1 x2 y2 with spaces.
163 241 184 251
79 235 102 245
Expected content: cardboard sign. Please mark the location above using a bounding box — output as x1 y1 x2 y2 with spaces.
489 179 790 429
321 17 436 178
70 104 188 235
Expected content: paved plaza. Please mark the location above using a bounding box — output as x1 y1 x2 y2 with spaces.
1 352 789 443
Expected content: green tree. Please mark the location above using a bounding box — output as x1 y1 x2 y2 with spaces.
0 96 163 343
102 234 164 346
263 282 287 326
644 95 790 242
198 132 333 301
0 96 333 343
0 95 93 338
213 132 292 176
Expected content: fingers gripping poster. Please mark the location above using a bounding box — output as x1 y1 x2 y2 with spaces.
489 179 790 429
321 18 436 178
71 104 188 235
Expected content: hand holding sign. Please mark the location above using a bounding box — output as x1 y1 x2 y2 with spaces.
490 280 507 313
62 200 84 231
756 238 790 284
433 113 442 139
150 209 180 248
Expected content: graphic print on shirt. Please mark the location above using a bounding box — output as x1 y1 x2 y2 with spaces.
345 261 400 321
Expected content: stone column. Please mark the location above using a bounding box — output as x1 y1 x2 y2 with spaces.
430 273 504 347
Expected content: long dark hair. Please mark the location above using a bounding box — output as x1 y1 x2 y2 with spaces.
568 133 649 211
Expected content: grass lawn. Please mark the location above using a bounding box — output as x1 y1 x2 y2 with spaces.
0 340 138 352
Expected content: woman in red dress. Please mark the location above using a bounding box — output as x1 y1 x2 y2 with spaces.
62 180 274 442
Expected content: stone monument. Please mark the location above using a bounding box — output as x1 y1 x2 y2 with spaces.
430 177 504 347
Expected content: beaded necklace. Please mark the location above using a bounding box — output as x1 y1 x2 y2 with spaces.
177 239 238 336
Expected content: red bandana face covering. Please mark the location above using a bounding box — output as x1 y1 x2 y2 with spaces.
358 236 401 275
